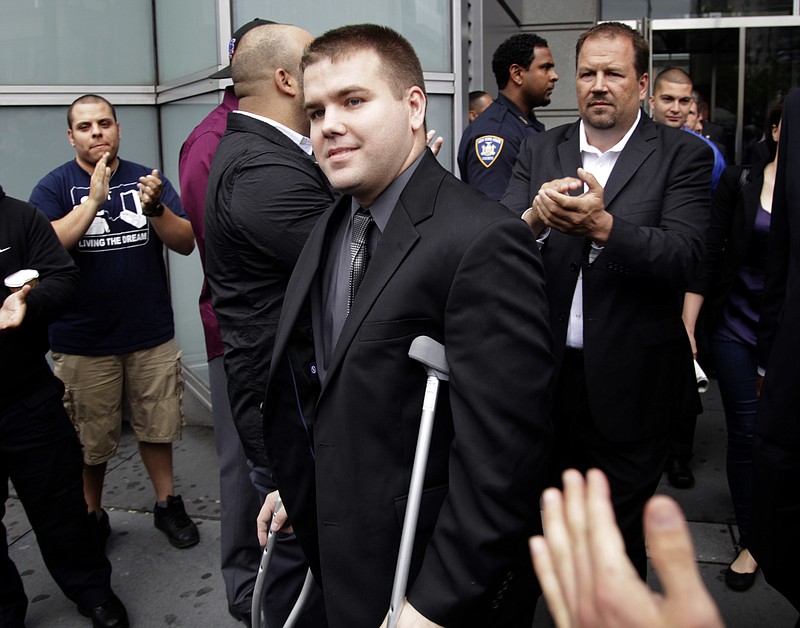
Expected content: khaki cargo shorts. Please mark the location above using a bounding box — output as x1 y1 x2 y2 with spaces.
51 338 185 465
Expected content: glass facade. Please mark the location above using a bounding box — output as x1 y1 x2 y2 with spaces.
3 0 796 399
233 0 452 71
0 0 155 85
160 96 222 383
743 27 800 161
653 29 740 159
603 0 793 19
652 24 799 163
155 0 218 83
0 0 459 398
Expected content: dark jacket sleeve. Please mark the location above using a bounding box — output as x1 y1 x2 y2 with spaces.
18 205 79 325
409 216 554 624
687 165 746 297
758 105 793 367
0 195 78 405
501 133 537 215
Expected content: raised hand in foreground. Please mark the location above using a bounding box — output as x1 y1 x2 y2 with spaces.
530 468 724 628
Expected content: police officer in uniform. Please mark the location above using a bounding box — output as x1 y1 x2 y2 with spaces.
458 33 558 200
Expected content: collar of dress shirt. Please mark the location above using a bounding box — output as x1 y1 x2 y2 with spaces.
347 149 426 235
233 110 313 155
578 109 641 188
579 108 641 157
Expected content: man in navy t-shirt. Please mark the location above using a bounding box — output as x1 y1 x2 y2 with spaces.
29 94 199 551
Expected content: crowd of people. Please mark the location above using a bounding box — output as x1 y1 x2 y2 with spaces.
2 16 798 628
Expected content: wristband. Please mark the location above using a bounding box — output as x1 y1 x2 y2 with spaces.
143 202 164 217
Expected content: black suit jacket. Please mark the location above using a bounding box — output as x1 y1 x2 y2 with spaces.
263 150 554 627
758 88 800 446
701 119 728 158
205 112 335 465
502 113 712 441
689 159 768 329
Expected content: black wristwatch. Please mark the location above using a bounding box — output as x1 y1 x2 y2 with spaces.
143 202 164 217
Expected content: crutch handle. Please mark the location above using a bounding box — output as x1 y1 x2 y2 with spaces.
408 335 449 380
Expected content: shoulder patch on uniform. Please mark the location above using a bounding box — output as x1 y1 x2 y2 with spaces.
474 135 504 168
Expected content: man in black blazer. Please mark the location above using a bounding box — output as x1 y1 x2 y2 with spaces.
258 24 554 628
204 23 332 627
752 87 800 612
502 22 713 578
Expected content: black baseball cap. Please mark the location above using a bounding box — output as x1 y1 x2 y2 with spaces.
209 18 277 79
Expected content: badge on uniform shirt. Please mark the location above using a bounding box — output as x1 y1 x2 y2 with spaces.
475 135 504 168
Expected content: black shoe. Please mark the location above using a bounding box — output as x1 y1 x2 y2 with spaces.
153 495 200 548
78 593 129 628
666 457 695 489
90 509 112 547
725 564 758 591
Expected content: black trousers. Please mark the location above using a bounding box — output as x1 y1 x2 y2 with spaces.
1 384 113 627
549 349 670 579
750 435 800 612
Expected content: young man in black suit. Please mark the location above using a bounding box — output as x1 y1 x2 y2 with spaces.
502 21 713 579
258 24 554 628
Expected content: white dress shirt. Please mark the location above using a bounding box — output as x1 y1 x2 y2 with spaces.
233 110 313 155
565 110 641 349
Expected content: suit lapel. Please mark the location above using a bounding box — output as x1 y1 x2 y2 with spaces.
273 197 343 364
318 151 442 399
227 113 331 191
603 115 656 211
558 122 583 190
742 169 763 229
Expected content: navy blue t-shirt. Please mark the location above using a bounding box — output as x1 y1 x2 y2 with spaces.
29 158 185 355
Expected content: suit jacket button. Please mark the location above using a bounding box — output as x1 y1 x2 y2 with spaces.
570 263 579 272
558 314 567 322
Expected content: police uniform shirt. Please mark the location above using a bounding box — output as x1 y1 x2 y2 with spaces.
457 92 544 201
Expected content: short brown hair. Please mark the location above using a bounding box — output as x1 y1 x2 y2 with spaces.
576 22 649 79
301 24 426 100
67 94 116 129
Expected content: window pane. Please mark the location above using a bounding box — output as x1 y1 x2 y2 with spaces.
652 29 739 160
602 0 792 19
160 96 221 384
743 26 800 163
0 0 154 85
232 0 452 72
156 0 218 83
427 94 455 173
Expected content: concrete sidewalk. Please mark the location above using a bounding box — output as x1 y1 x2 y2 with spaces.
6 380 799 626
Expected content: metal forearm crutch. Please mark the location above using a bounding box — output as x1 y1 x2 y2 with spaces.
387 336 450 628
251 497 315 628
251 336 448 628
